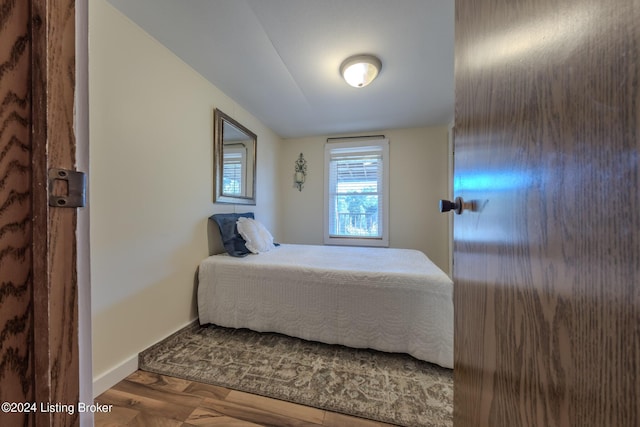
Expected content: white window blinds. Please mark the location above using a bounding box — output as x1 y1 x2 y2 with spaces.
324 139 389 246
223 147 246 195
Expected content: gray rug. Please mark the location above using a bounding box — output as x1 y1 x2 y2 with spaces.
139 323 453 427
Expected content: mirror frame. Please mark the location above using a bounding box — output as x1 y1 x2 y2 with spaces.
213 108 257 205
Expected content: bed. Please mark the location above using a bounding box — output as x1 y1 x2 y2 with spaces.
198 217 454 368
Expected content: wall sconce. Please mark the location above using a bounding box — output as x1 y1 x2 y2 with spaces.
294 153 307 191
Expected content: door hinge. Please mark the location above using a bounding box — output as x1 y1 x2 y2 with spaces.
48 168 86 208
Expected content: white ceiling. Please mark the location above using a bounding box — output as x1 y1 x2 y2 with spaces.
105 0 454 138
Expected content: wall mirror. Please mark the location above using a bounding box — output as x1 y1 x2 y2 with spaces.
213 109 257 205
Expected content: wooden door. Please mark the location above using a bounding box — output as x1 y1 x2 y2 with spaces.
453 0 639 426
1 0 80 426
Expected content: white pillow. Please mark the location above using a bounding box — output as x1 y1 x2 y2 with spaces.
236 217 275 254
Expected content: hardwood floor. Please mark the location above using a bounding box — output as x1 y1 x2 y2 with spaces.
95 370 397 426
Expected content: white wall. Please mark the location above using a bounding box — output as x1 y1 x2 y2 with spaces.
89 0 281 387
279 127 451 274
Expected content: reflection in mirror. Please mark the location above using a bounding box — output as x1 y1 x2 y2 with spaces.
214 109 257 204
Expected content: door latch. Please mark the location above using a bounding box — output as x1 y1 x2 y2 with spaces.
48 168 86 208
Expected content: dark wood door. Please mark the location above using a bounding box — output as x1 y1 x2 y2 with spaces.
453 0 639 426
0 1 34 424
1 0 79 425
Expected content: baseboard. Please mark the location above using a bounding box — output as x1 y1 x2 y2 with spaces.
92 354 138 398
92 318 199 398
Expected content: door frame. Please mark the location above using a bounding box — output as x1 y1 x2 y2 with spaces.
30 0 92 425
75 0 93 424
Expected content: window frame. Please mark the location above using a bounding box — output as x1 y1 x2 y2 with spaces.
222 145 247 196
323 138 389 247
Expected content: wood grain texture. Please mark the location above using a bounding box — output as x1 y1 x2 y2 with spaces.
454 0 639 426
1 1 79 425
0 0 34 426
95 371 396 427
30 0 79 425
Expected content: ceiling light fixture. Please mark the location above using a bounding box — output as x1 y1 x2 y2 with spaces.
340 54 382 88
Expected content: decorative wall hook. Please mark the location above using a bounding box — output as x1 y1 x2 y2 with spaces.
294 153 307 191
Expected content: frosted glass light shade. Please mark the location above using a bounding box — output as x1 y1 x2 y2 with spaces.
340 55 382 88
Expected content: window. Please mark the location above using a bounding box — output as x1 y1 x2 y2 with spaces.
324 139 389 246
222 146 246 196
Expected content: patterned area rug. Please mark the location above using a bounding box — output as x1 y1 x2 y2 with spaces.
139 323 453 427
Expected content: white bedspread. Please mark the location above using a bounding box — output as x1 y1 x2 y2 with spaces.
198 244 453 368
